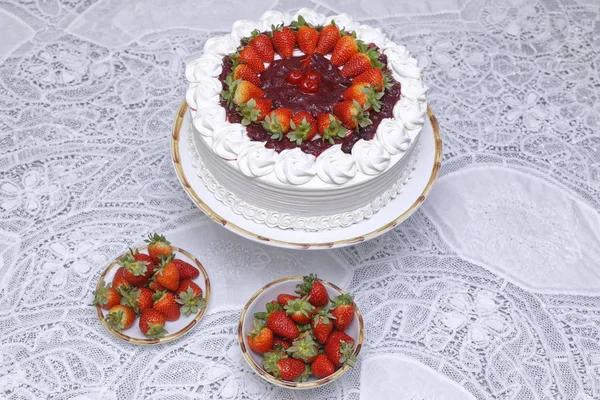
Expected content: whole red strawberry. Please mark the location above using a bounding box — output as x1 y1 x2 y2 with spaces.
262 351 309 382
139 308 168 338
324 331 356 367
267 310 299 339
111 267 131 293
333 100 372 130
277 293 299 307
148 280 165 293
294 16 319 55
271 25 296 59
316 22 340 54
330 35 359 66
172 259 199 280
311 354 336 378
311 308 335 344
284 297 315 325
130 249 155 281
343 83 384 112
353 67 391 91
287 334 319 363
245 30 274 63
235 46 265 73
287 112 317 145
120 254 149 287
236 98 273 125
152 290 180 321
120 287 154 315
154 255 180 291
330 294 355 331
295 274 329 307
221 76 265 109
175 280 206 316
93 280 121 310
341 47 384 78
273 337 292 350
177 280 202 298
247 320 274 354
145 233 173 265
232 63 261 86
105 305 136 332
317 113 347 144
261 108 293 140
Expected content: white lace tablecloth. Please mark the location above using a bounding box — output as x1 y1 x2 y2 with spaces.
1 0 600 398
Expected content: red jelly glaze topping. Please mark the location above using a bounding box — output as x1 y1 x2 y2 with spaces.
305 71 322 85
217 47 401 157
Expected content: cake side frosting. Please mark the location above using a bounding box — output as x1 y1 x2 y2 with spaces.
187 122 421 230
185 9 428 189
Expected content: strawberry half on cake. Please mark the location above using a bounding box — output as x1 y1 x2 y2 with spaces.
185 9 428 231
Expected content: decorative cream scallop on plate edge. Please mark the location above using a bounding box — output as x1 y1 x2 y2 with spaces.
95 246 211 344
171 100 442 249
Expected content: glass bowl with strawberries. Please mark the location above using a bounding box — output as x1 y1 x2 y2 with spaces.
93 233 210 344
238 274 363 389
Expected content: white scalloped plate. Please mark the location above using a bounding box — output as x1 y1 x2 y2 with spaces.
171 101 441 249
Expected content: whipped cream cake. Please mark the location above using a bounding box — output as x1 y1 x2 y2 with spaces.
185 9 428 231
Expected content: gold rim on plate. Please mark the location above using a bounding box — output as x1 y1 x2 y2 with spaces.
237 276 364 389
172 100 442 249
95 246 211 344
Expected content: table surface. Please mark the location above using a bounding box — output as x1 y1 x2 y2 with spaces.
1 0 599 399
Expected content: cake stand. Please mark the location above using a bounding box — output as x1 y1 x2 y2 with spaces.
171 100 442 249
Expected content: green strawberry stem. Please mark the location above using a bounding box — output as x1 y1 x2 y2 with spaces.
146 322 167 338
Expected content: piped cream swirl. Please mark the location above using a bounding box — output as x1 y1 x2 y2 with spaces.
237 142 277 177
186 55 222 80
316 145 357 185
203 35 238 57
331 13 356 31
185 77 222 110
192 104 227 137
352 139 391 175
212 124 249 160
259 11 291 31
356 25 387 47
231 20 262 41
274 148 316 185
393 97 427 132
293 9 325 26
376 118 411 155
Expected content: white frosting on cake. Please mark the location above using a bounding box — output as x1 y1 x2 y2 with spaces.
352 139 390 175
274 148 316 185
259 11 292 30
186 76 222 111
237 142 277 177
212 124 249 159
376 118 411 155
316 145 357 185
185 9 428 227
192 104 227 137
